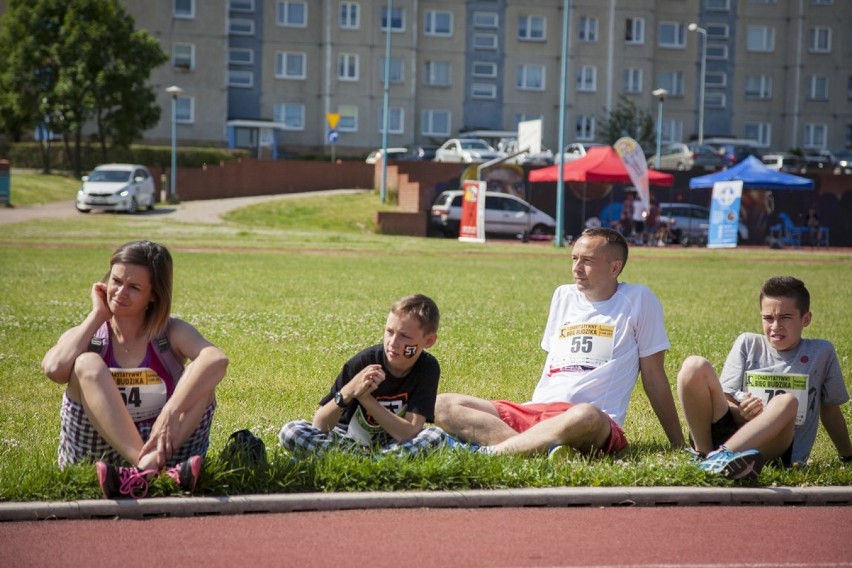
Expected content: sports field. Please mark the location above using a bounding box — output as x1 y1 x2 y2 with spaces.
1 190 850 500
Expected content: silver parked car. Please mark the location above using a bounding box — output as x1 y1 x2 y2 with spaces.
76 164 156 214
659 202 748 246
647 143 724 171
429 190 556 238
433 138 507 163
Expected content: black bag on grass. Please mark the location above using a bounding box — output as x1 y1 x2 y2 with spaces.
221 429 267 468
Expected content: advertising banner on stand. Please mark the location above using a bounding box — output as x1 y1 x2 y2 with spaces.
708 180 743 248
613 137 650 212
459 179 486 243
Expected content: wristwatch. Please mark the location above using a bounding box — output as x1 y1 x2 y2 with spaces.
334 390 349 409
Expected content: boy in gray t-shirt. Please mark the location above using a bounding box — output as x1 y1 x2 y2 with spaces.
677 276 852 479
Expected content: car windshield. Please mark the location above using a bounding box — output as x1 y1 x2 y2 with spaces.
460 140 491 150
88 170 132 183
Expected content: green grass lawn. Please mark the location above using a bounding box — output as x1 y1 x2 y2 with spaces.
1 190 851 501
3 170 81 206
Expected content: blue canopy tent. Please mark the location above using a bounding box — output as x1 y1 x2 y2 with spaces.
689 155 814 247
688 155 814 191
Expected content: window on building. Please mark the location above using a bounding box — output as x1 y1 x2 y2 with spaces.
473 12 498 29
422 110 451 137
516 64 545 91
173 43 194 70
472 61 497 78
807 76 829 100
277 1 307 27
705 72 727 88
803 123 827 148
662 119 683 144
425 11 452 36
175 97 194 123
339 2 359 29
706 0 730 10
424 61 451 86
749 0 777 4
380 57 404 83
744 123 771 147
577 65 597 92
518 15 546 40
659 22 686 48
578 16 598 42
625 17 644 44
228 70 253 88
381 6 405 31
274 103 305 130
275 52 306 79
472 83 497 99
174 0 194 19
623 68 642 93
657 71 685 97
229 0 254 12
745 75 773 99
747 25 775 52
705 92 726 108
378 107 404 134
706 44 729 60
809 27 831 53
338 53 359 81
474 34 498 50
575 116 595 140
706 24 729 39
338 104 358 132
230 18 254 35
229 48 253 65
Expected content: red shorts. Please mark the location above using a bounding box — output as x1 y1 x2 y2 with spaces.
492 400 628 455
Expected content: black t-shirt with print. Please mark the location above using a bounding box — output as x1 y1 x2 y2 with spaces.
319 344 441 427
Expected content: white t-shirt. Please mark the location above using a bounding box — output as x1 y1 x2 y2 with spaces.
720 333 848 464
531 282 670 425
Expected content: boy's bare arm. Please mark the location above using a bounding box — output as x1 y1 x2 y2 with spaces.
356 395 426 442
820 403 852 459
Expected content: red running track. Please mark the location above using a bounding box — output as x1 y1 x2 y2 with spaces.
2 506 851 567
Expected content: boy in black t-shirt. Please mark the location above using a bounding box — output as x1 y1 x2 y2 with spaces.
279 294 446 457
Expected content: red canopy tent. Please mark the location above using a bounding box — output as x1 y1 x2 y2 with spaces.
528 146 674 186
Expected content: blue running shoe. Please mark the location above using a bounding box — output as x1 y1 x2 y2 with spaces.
684 447 705 463
698 448 764 480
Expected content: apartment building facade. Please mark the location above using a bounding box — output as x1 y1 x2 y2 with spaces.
121 0 851 157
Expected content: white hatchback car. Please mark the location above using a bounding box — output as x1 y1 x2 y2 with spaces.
429 190 556 239
433 138 507 163
76 164 156 214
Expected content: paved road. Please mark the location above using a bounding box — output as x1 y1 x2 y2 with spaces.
0 189 368 226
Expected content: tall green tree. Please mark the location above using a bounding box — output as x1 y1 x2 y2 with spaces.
0 0 167 175
598 95 656 152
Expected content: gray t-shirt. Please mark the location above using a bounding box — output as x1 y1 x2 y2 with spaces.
720 333 848 463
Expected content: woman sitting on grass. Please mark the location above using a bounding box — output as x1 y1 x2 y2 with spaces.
41 240 228 499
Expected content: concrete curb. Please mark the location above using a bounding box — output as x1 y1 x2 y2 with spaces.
3 486 852 521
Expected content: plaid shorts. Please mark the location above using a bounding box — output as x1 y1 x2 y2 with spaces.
57 392 216 468
278 420 448 458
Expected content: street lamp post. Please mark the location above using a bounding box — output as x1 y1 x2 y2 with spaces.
166 85 183 203
652 88 669 170
688 23 707 145
379 0 393 204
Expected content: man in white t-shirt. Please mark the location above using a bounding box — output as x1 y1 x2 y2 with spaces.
435 227 684 456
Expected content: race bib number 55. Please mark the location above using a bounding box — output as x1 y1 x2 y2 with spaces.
110 368 168 421
549 323 615 373
745 372 809 426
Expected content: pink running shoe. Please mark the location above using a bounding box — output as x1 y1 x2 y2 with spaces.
166 455 203 493
96 461 158 499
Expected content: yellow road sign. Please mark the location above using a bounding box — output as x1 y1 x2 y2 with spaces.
326 113 340 129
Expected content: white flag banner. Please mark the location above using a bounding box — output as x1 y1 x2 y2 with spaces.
614 137 651 213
